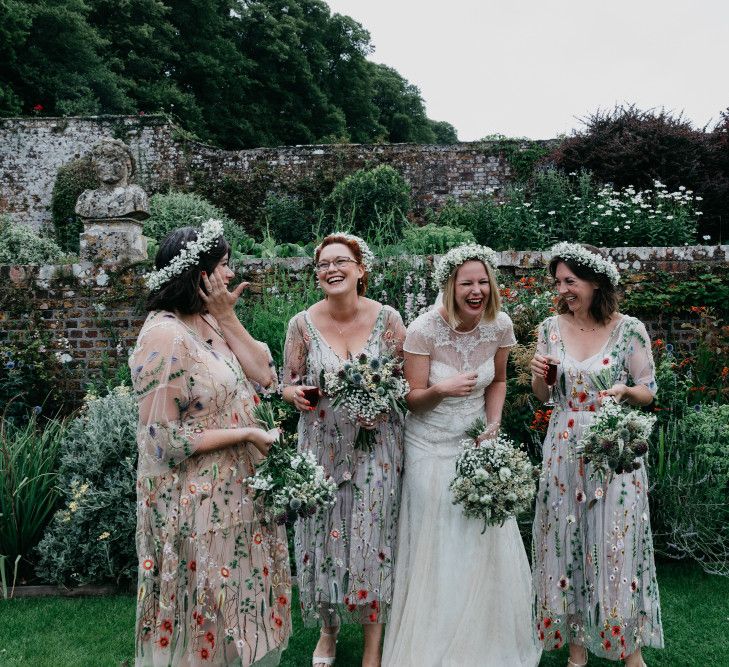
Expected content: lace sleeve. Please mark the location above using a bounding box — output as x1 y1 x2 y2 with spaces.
498 312 517 348
626 319 658 396
403 312 432 356
283 312 308 385
130 321 204 471
381 306 407 358
536 318 550 357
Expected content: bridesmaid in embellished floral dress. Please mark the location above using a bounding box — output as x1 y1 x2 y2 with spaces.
131 221 291 666
530 242 663 667
282 233 406 667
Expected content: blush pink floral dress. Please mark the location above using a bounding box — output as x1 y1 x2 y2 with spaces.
532 315 663 660
283 305 406 628
130 311 291 667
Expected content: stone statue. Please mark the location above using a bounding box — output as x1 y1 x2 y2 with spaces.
75 139 149 263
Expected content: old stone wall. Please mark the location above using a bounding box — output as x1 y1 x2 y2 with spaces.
1 245 726 406
0 115 541 232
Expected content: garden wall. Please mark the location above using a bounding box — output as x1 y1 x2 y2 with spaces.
1 244 726 405
0 115 546 232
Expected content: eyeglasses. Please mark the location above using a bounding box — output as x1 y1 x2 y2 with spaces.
315 257 358 272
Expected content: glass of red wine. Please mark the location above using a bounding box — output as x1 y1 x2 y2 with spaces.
544 361 558 407
302 373 320 409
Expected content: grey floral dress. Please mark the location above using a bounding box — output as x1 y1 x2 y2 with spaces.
532 315 663 660
283 305 406 627
130 311 291 667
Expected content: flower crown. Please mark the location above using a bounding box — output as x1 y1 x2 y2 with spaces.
549 242 620 286
144 218 225 292
434 244 499 287
315 232 375 273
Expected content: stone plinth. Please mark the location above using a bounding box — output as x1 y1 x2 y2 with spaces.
79 218 147 264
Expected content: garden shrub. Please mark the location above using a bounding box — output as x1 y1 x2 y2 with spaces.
35 385 138 587
0 216 68 265
144 191 254 253
0 325 73 423
0 415 65 583
50 157 99 253
263 193 316 244
401 223 475 254
548 104 729 240
323 165 411 238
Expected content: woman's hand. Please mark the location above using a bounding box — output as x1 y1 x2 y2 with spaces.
242 427 279 456
530 353 558 381
199 266 249 321
603 383 629 404
475 422 500 444
435 371 478 398
356 414 385 431
292 386 316 412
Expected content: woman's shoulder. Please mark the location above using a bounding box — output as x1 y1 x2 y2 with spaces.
618 314 650 338
406 307 438 333
140 310 188 337
493 310 514 328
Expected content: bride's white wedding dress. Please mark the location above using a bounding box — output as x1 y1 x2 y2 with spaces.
383 309 541 667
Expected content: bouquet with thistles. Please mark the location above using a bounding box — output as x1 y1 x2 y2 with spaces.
246 401 337 526
575 396 656 481
450 418 539 531
323 353 409 451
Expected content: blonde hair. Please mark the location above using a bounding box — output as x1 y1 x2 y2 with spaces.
442 260 501 328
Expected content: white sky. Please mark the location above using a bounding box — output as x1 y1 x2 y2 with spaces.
325 0 729 141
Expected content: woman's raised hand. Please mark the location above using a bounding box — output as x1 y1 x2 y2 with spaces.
436 371 478 397
199 266 249 320
292 386 315 412
530 353 558 381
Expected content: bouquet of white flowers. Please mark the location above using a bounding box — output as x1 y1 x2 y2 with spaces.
450 419 538 531
575 396 656 481
323 352 409 451
246 402 337 526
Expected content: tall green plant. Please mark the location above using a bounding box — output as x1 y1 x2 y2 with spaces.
0 413 65 591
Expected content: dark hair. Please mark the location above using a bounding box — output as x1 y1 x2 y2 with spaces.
548 244 620 324
315 234 368 296
145 226 230 314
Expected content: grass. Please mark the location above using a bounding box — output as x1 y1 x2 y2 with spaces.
0 562 727 666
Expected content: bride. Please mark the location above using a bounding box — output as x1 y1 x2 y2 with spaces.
383 245 540 667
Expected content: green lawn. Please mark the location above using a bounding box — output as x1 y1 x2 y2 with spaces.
1 562 727 666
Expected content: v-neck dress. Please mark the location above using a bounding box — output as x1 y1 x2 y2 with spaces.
283 305 407 627
531 315 663 660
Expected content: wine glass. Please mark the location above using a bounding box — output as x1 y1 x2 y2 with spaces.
301 373 320 408
544 360 558 407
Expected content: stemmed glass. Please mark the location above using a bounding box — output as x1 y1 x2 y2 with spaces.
302 373 321 408
544 361 558 407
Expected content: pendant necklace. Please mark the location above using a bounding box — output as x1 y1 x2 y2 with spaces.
199 314 225 345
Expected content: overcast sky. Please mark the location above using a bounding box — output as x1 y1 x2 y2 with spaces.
325 0 729 141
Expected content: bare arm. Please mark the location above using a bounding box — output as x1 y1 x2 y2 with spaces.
200 267 273 387
196 427 278 456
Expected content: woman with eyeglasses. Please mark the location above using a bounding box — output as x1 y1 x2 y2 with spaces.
282 232 407 667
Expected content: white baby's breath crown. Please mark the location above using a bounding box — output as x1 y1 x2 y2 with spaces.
548 242 620 286
144 218 225 292
315 232 375 273
434 244 499 287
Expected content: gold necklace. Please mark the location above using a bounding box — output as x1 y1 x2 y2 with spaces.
199 314 225 344
328 304 360 336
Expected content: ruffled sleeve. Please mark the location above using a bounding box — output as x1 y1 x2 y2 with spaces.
625 318 658 396
283 312 309 385
129 317 205 473
403 311 433 356
382 306 407 358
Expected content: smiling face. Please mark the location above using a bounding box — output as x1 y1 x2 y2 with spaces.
452 260 491 324
553 261 599 315
315 242 363 297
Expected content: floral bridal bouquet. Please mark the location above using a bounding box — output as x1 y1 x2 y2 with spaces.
246 402 337 526
575 396 656 480
323 353 409 451
450 419 538 531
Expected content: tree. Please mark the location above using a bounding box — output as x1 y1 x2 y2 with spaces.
429 119 458 144
0 0 31 115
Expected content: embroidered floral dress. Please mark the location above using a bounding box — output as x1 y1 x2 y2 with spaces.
532 315 663 660
130 311 291 667
283 305 406 627
383 308 541 667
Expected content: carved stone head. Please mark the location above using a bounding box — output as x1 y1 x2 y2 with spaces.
90 138 136 186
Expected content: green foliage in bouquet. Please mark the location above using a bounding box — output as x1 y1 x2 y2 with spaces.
246 402 336 527
35 386 138 586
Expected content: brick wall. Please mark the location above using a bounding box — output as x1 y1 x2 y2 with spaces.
1 245 726 408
